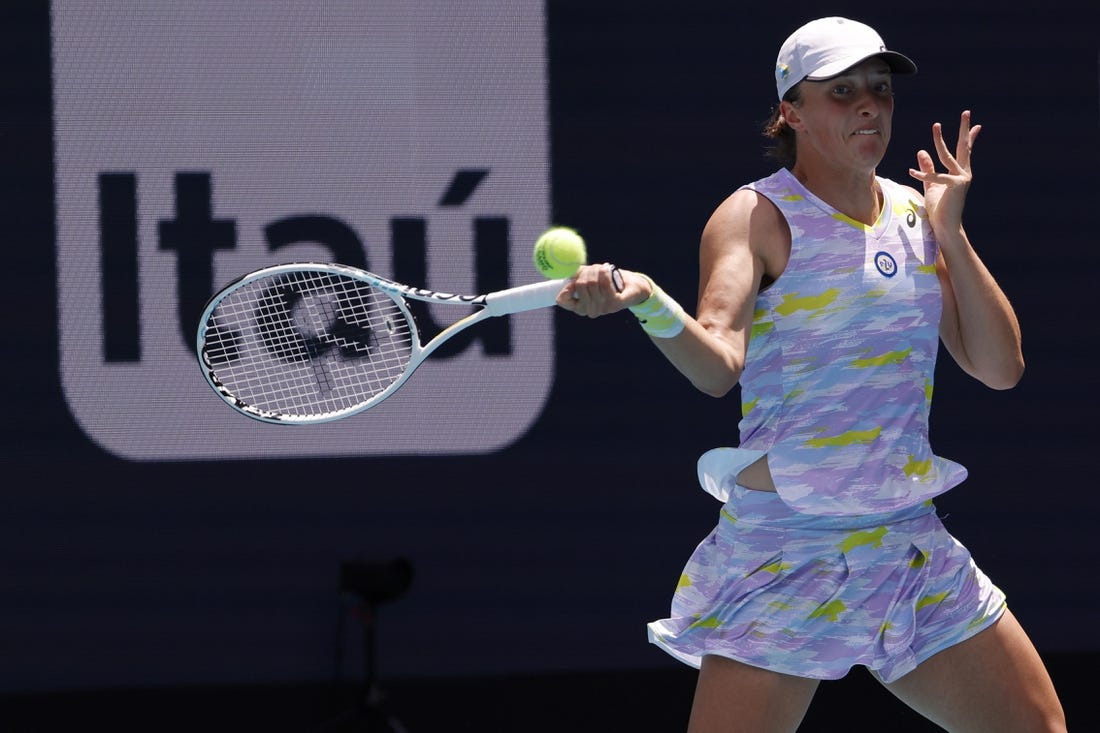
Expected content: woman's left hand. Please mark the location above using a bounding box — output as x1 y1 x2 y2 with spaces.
909 110 981 239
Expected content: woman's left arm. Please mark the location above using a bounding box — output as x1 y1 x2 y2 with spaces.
911 110 1025 390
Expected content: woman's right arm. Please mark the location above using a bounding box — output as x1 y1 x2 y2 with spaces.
558 188 785 397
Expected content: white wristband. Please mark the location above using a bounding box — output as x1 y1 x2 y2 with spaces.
628 275 686 338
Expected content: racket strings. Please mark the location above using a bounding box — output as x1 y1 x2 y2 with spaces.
202 270 414 418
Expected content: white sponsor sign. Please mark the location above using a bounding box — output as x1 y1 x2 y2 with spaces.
52 1 552 459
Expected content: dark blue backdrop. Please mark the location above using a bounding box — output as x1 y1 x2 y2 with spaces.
3 0 1098 701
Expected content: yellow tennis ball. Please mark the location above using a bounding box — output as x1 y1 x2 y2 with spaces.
533 226 587 279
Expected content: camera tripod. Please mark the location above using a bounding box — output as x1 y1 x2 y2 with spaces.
313 557 413 733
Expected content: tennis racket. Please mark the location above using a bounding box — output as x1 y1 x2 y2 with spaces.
197 262 621 424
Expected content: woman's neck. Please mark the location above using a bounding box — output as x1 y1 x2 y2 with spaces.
790 158 882 227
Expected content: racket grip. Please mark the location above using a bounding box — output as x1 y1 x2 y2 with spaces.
484 279 567 315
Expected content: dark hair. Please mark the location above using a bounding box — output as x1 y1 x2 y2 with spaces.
763 84 801 169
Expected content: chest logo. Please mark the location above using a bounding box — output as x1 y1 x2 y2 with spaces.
906 202 919 228
874 251 898 278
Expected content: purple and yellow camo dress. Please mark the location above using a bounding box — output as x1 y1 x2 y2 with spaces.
647 169 1006 683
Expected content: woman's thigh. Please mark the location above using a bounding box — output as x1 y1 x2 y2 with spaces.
881 609 1066 733
687 654 820 733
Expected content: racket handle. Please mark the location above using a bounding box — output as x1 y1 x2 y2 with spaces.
484 267 625 316
484 279 567 315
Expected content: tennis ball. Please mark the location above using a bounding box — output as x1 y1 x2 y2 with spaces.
533 226 587 279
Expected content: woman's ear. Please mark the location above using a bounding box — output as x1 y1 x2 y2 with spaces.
779 99 805 132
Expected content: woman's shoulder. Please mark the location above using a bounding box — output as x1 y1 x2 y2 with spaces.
877 174 924 204
703 176 791 279
739 167 796 196
706 184 786 241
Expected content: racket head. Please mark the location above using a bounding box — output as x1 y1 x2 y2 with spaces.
196 263 421 423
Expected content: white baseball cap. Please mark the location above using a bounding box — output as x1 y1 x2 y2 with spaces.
774 17 916 100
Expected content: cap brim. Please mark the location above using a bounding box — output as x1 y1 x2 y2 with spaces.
805 51 917 81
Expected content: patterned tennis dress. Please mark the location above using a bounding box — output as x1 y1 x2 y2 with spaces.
647 169 1006 682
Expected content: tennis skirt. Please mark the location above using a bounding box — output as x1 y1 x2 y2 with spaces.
647 485 1006 684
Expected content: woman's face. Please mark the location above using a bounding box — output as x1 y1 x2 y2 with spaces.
782 59 896 173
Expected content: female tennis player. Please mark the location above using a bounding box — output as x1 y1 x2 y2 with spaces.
558 16 1066 733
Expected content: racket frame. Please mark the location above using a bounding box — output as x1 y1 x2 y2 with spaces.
196 262 565 424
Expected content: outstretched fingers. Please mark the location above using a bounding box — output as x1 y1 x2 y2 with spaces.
951 110 981 171
910 111 979 185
